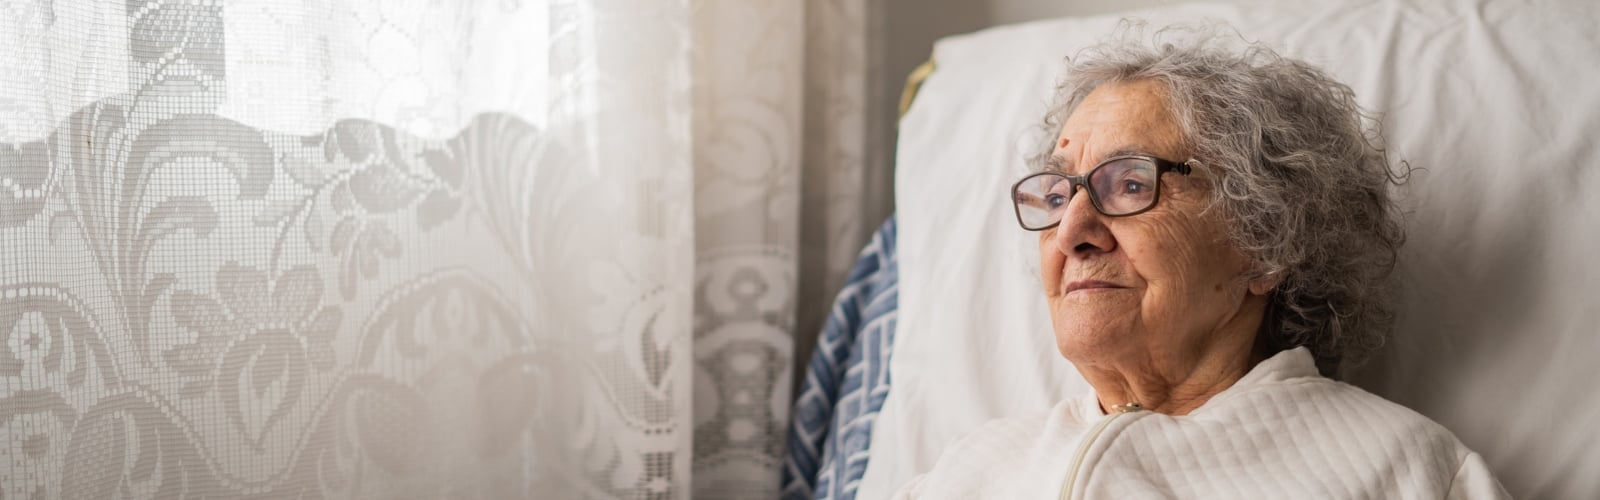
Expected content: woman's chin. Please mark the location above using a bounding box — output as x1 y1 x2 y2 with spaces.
1052 323 1132 364
1051 294 1135 323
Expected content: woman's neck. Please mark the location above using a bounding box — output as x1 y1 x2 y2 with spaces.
1079 323 1265 416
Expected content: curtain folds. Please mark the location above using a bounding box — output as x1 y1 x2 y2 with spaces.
0 0 887 498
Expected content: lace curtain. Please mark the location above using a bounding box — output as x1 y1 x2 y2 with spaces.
0 0 888 498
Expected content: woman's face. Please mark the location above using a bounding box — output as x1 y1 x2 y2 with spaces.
1040 80 1269 372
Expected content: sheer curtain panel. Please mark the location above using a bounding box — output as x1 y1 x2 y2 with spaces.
0 0 887 498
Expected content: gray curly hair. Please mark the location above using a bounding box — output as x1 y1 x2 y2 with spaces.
1036 26 1407 376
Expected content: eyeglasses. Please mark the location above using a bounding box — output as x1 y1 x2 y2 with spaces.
1010 155 1198 231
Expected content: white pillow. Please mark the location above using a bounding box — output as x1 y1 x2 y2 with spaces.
863 1 1600 499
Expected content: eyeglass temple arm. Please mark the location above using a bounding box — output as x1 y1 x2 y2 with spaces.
1168 159 1198 176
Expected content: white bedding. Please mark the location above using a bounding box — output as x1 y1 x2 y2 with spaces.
864 1 1600 498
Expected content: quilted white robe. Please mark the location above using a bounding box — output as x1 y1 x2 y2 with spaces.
891 347 1509 499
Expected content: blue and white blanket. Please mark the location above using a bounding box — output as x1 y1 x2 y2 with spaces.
782 216 898 500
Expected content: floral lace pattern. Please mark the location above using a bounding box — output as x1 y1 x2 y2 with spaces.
0 0 886 498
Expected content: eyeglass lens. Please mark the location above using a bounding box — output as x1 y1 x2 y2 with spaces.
1013 157 1160 229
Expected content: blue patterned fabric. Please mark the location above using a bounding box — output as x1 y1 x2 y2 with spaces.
781 216 899 500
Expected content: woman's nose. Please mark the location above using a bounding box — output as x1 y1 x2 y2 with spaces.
1054 186 1117 257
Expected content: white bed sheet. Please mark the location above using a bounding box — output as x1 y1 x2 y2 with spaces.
864 1 1600 498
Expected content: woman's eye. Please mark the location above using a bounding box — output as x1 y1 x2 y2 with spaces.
1121 180 1149 194
1045 193 1067 208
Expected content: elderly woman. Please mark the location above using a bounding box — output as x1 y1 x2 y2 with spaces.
891 34 1510 499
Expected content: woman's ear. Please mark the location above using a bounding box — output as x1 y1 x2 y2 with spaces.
1247 269 1285 297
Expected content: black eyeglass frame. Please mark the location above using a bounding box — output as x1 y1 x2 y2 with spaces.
1010 155 1199 231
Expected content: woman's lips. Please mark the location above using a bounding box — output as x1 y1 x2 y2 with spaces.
1065 280 1125 295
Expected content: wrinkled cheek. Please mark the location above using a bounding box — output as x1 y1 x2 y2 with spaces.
1039 237 1065 295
